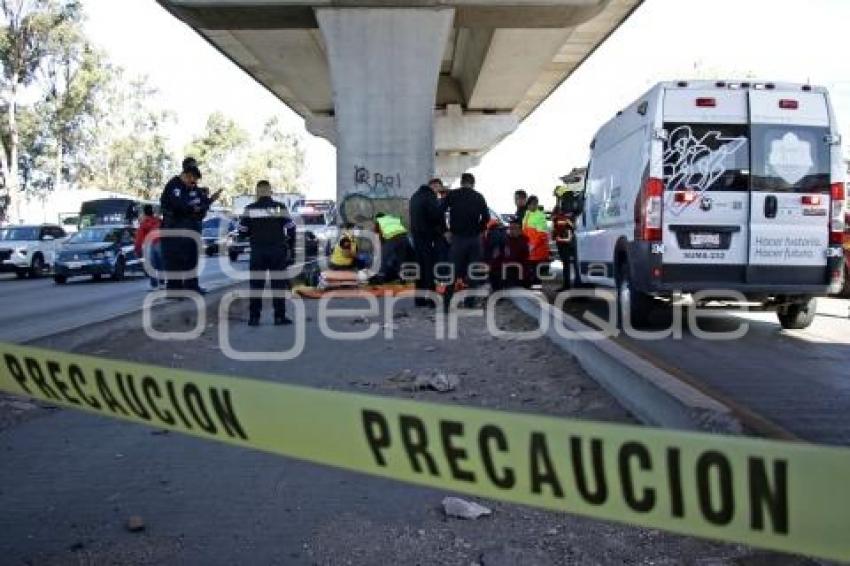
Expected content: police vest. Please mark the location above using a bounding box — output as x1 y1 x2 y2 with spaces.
377 215 407 240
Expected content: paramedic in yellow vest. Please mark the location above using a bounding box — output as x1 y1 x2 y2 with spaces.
374 213 411 282
329 223 358 270
522 195 551 284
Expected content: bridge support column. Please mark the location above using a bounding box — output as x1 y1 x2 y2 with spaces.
316 8 455 214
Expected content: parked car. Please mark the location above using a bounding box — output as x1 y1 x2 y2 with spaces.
0 224 67 278
226 228 250 262
53 225 142 284
573 80 845 329
842 195 850 296
202 216 237 257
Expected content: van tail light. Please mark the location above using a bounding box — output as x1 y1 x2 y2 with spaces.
695 97 716 108
639 177 664 241
801 195 822 206
779 99 799 110
830 182 845 245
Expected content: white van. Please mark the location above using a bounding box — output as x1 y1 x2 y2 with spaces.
573 81 846 329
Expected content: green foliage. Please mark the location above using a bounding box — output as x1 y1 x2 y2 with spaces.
184 111 249 200
0 1 308 219
81 71 176 199
233 116 304 198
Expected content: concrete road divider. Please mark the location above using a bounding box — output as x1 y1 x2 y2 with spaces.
510 295 740 432
0 342 848 561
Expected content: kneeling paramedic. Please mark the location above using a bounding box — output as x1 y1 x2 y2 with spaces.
374 213 410 283
239 180 297 326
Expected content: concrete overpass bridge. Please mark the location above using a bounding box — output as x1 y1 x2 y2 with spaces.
158 0 642 210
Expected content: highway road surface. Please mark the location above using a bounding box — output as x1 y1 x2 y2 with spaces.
0 256 247 343
547 270 850 446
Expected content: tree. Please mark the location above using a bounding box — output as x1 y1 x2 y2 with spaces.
81 71 176 199
233 116 304 197
185 111 248 200
0 0 79 222
39 6 107 191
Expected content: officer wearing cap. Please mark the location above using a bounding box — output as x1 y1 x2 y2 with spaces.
239 180 297 326
159 158 211 293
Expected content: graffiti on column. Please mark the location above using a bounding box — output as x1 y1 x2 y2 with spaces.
353 166 401 198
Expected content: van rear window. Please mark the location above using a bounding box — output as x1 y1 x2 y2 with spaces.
751 125 830 193
663 123 749 193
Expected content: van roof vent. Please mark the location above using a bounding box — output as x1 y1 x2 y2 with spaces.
802 84 812 92
766 83 776 90
715 81 726 88
741 82 751 88
677 81 688 87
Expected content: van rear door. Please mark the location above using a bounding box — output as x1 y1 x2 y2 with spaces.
661 89 750 283
747 90 831 285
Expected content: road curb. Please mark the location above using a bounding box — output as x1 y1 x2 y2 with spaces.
510 295 742 433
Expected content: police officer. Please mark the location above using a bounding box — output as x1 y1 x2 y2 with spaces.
159 160 205 293
409 182 445 307
239 180 296 326
444 172 490 310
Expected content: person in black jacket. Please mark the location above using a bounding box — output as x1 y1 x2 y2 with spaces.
160 162 206 292
514 189 528 224
444 172 490 310
239 180 297 326
409 181 446 307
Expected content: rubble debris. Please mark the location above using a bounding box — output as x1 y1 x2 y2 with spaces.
414 371 460 393
126 516 145 533
442 497 491 520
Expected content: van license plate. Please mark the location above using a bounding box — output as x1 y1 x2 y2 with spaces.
690 233 721 248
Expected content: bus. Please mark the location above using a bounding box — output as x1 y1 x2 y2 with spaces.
77 198 159 229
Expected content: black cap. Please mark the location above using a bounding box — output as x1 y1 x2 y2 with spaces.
182 156 198 170
184 165 202 179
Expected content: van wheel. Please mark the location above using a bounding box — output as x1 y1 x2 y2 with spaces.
777 297 816 330
53 275 67 285
616 260 654 329
229 250 239 262
15 269 27 279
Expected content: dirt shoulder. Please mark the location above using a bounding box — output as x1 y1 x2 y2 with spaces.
1 295 811 565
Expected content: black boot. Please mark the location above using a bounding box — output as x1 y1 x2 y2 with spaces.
274 314 292 326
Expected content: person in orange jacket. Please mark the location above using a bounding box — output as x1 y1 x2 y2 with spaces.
521 195 551 285
134 204 163 290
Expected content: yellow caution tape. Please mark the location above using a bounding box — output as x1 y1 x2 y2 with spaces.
0 342 848 561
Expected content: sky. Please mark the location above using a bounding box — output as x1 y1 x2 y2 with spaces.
82 0 850 212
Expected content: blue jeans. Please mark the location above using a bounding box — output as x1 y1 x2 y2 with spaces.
146 242 163 288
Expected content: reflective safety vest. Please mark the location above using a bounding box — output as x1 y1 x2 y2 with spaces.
522 209 548 232
522 209 550 261
376 215 407 240
330 232 357 267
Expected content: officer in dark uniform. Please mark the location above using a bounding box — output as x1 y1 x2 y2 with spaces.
239 180 297 326
160 158 222 293
409 181 445 307
160 161 204 292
